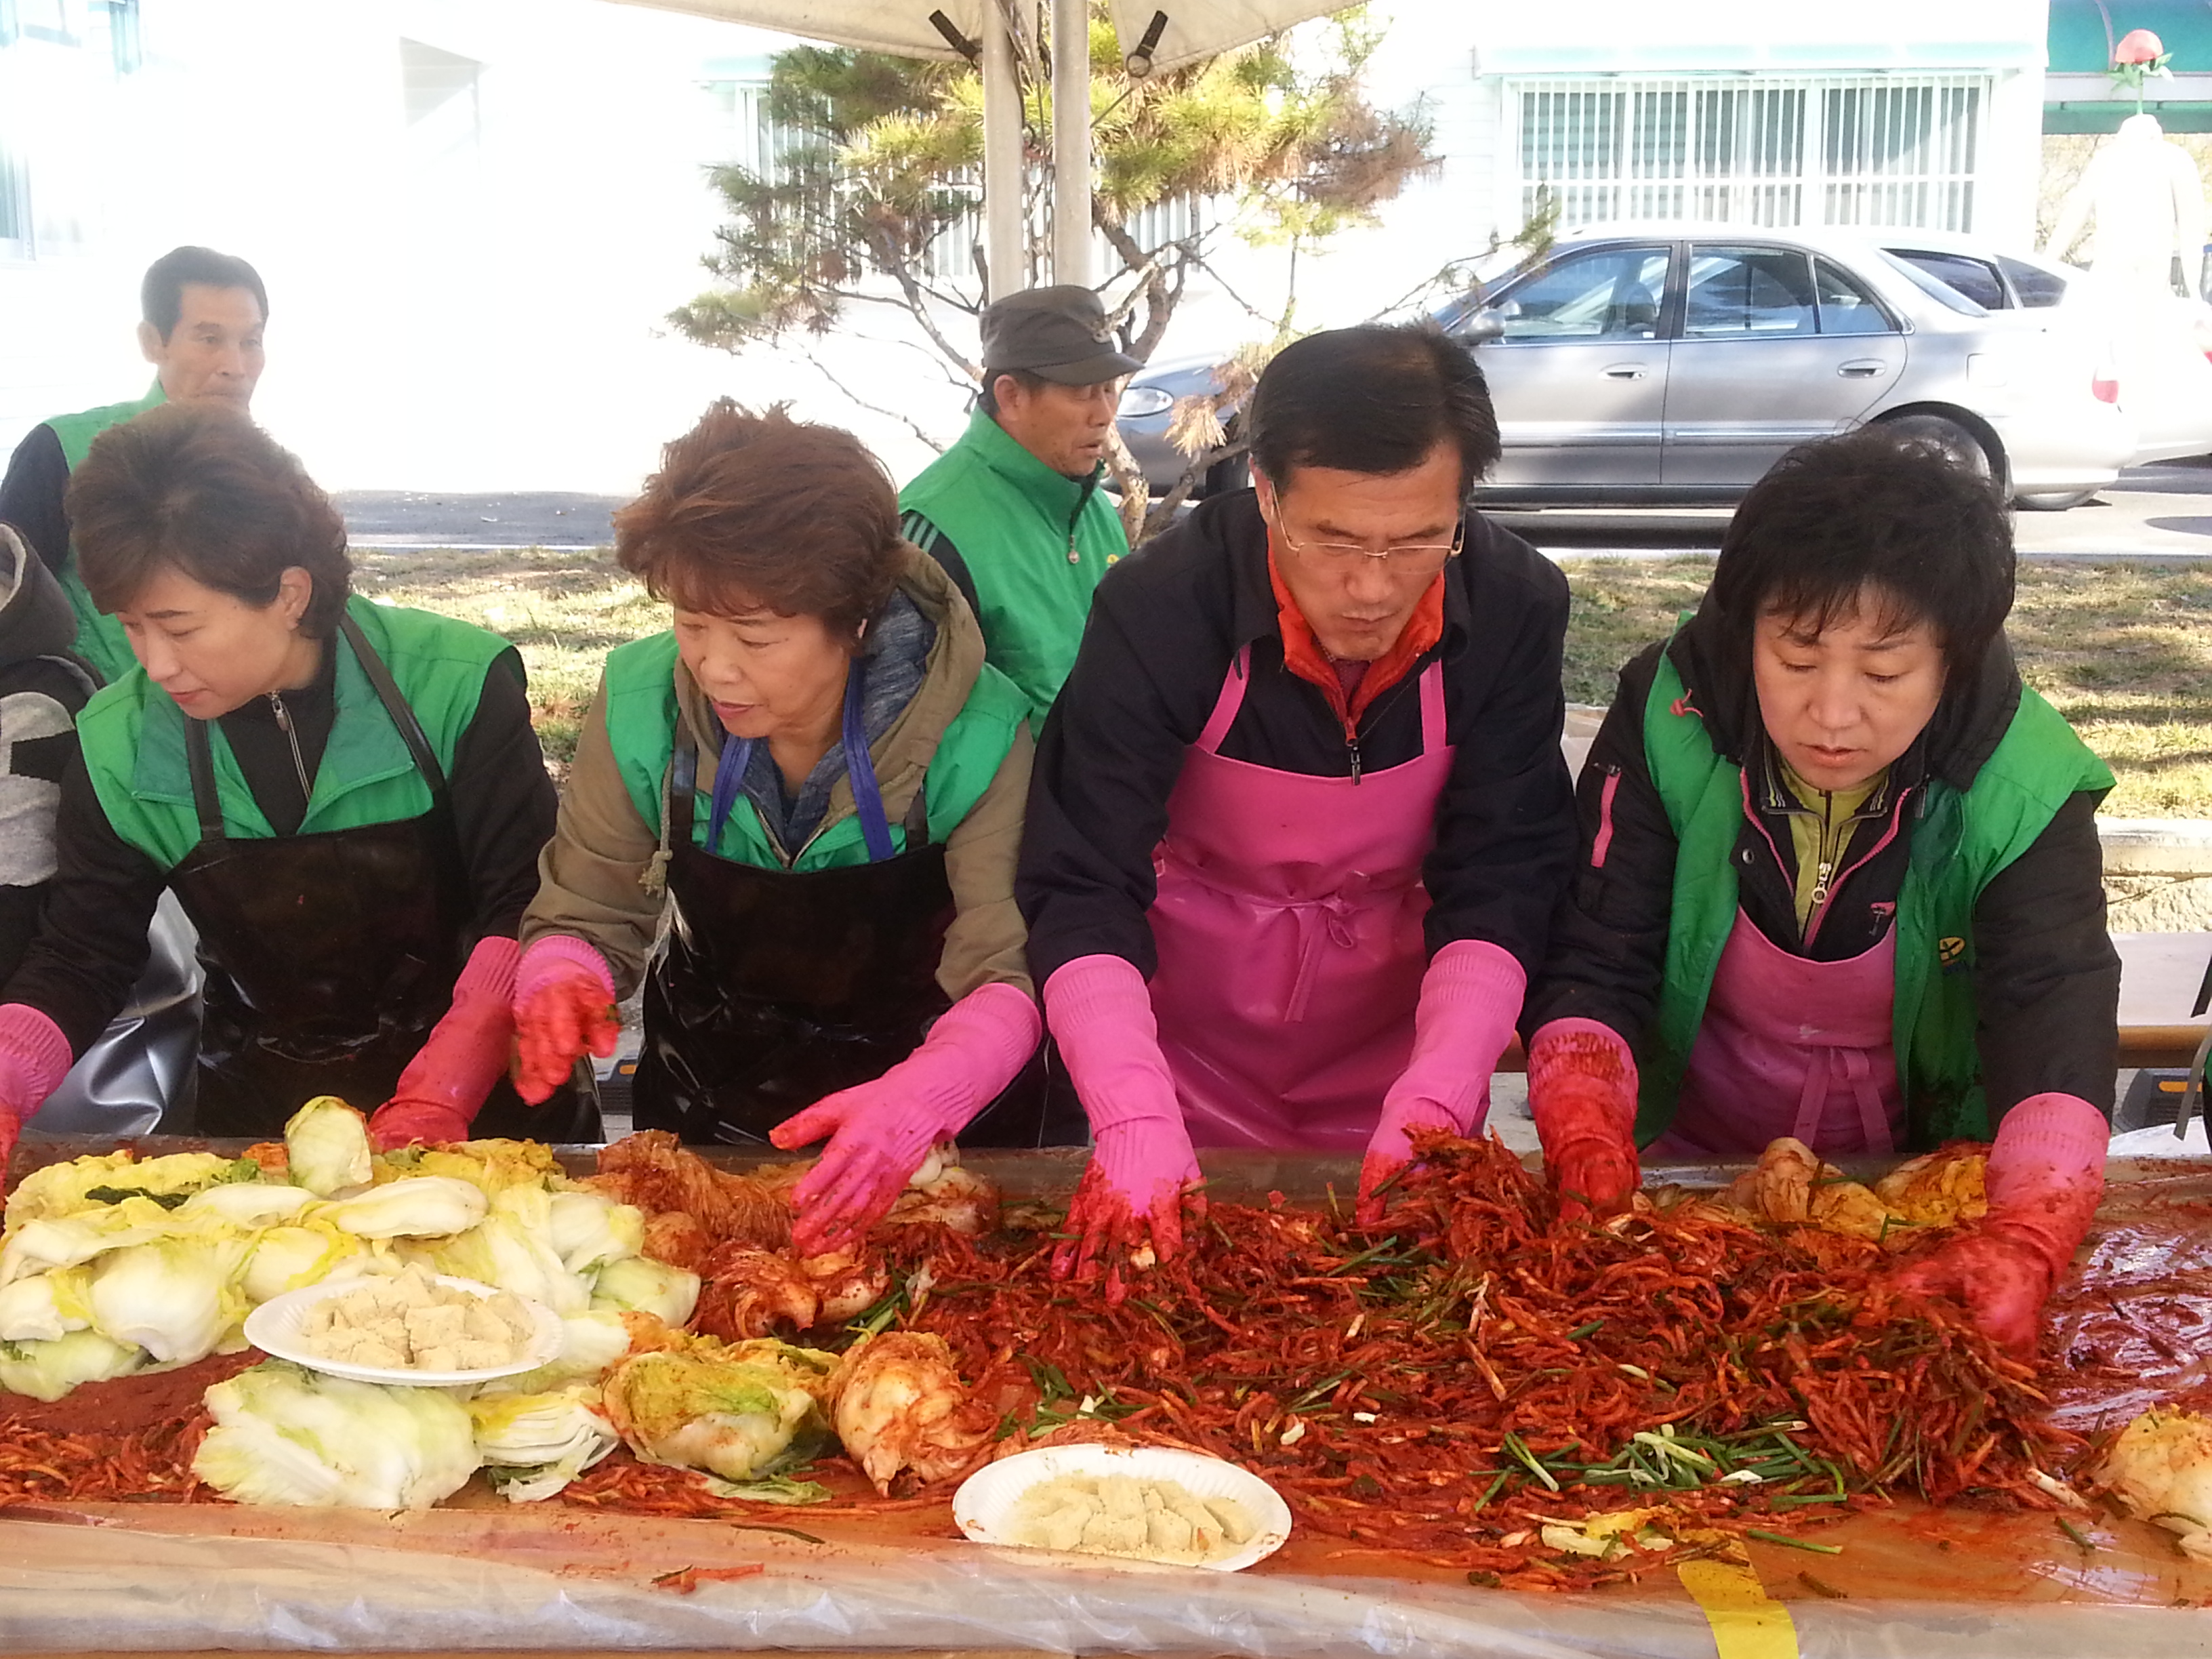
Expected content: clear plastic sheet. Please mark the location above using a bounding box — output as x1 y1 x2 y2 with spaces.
3 1517 2209 1657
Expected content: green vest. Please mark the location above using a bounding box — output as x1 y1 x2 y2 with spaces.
1638 644 2112 1150
80 597 515 872
43 380 168 684
898 408 1129 725
598 631 1028 872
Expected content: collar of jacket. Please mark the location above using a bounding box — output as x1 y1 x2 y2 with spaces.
958 407 1104 524
1665 590 2025 794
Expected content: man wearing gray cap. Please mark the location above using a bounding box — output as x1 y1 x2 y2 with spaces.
899 285 1138 725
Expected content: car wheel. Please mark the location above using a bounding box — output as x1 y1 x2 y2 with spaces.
1877 413 1994 482
2013 489 2098 511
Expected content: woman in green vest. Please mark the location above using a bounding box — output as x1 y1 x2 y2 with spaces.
1521 428 2116 1353
0 403 594 1166
512 401 1067 1255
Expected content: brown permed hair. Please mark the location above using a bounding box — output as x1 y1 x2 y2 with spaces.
615 401 904 647
66 401 351 636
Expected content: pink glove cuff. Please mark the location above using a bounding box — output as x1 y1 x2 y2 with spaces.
1395 939 1528 1134
517 934 615 1004
453 934 520 1002
1988 1091 2108 1190
903 982 1043 1132
1043 954 1179 1134
0 1004 73 1120
1528 1017 1638 1104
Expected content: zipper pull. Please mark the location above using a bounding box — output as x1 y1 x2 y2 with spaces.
1067 531 1080 565
1347 735 1363 785
268 692 290 733
1811 859 1834 911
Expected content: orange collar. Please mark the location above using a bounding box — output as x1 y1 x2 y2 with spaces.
1267 538 1445 739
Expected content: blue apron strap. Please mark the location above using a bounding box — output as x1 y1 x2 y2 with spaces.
842 660 897 862
705 731 753 853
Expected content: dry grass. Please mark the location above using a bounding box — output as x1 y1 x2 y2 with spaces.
365 546 2212 817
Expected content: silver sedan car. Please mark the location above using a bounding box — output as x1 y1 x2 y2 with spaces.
1118 223 2134 508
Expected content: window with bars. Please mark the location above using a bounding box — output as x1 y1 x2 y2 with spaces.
1514 75 1984 234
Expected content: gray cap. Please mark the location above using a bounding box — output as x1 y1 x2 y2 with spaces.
980 285 1141 386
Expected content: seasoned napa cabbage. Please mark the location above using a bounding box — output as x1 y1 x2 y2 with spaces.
285 1098 373 1197
193 1361 481 1509
600 1342 837 1483
590 1256 700 1326
0 1328 144 1400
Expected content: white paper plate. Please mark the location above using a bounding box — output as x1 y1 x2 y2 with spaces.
954 1443 1292 1572
243 1273 563 1387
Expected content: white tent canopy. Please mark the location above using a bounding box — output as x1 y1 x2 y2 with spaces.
614 0 1347 73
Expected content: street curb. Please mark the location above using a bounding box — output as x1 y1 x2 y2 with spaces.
2102 819 2212 876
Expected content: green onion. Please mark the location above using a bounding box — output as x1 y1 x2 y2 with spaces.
1564 1319 1605 1341
1501 1431 1561 1492
2057 1518 2099 1552
1744 1528 1842 1555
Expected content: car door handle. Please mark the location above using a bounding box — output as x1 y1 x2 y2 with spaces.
1603 365 1647 380
1838 361 1887 377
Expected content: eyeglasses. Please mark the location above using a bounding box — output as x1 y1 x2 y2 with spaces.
1262 495 1465 575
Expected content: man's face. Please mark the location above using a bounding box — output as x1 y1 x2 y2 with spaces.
1259 441 1464 663
991 374 1122 476
140 283 266 408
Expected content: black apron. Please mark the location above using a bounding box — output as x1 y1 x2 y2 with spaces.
165 615 598 1143
632 665 1071 1147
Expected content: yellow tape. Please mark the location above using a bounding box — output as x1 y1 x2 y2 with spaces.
1677 1559 1800 1659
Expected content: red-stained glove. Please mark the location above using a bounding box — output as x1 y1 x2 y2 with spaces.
1356 939 1526 1225
1890 1091 2108 1355
1526 1017 1643 1223
512 935 621 1106
771 982 1042 1254
367 937 521 1151
1042 955 1202 1295
0 1004 74 1187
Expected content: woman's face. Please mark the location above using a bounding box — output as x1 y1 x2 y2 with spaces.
1752 587 1946 792
674 602 853 745
117 563 316 719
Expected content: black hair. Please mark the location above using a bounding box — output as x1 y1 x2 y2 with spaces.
976 366 1052 417
1711 425 2013 690
141 246 268 342
1247 323 1500 495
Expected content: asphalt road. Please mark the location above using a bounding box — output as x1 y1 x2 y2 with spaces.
333 457 2212 558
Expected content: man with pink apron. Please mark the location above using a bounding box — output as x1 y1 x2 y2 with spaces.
1521 429 2118 1354
1016 324 1577 1283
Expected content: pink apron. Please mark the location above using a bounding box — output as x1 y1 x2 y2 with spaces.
1146 647 1455 1151
1655 909 1904 1160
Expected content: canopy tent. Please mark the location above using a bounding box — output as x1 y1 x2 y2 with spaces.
610 0 1351 287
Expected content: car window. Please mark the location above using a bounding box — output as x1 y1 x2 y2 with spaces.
1997 255 2068 308
1875 250 1988 317
1684 248 1817 337
1887 249 2008 310
1490 247 1669 342
1813 259 1897 335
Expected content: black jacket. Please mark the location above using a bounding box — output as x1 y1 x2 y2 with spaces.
0 526 96 985
1523 596 2119 1118
1017 489 1577 982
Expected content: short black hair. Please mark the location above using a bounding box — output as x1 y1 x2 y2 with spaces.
1711 425 2013 690
977 366 1051 417
142 246 268 342
1247 323 1500 495
68 402 351 638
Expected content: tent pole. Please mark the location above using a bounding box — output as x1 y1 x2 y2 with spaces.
981 0 1026 301
1050 0 1091 285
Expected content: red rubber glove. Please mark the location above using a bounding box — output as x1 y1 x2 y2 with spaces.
1890 1091 2107 1355
0 1004 75 1188
1042 955 1202 1294
771 982 1042 1254
512 935 620 1105
1357 939 1526 1225
1526 1017 1642 1223
367 937 521 1150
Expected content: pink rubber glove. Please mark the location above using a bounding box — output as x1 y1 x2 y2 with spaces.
1043 954 1202 1295
1357 940 1526 1225
0 1004 74 1187
1891 1091 2108 1356
368 937 521 1150
512 935 621 1105
1526 1017 1643 1224
771 982 1042 1254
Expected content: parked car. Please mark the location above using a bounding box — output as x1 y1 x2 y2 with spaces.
1115 225 2137 509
